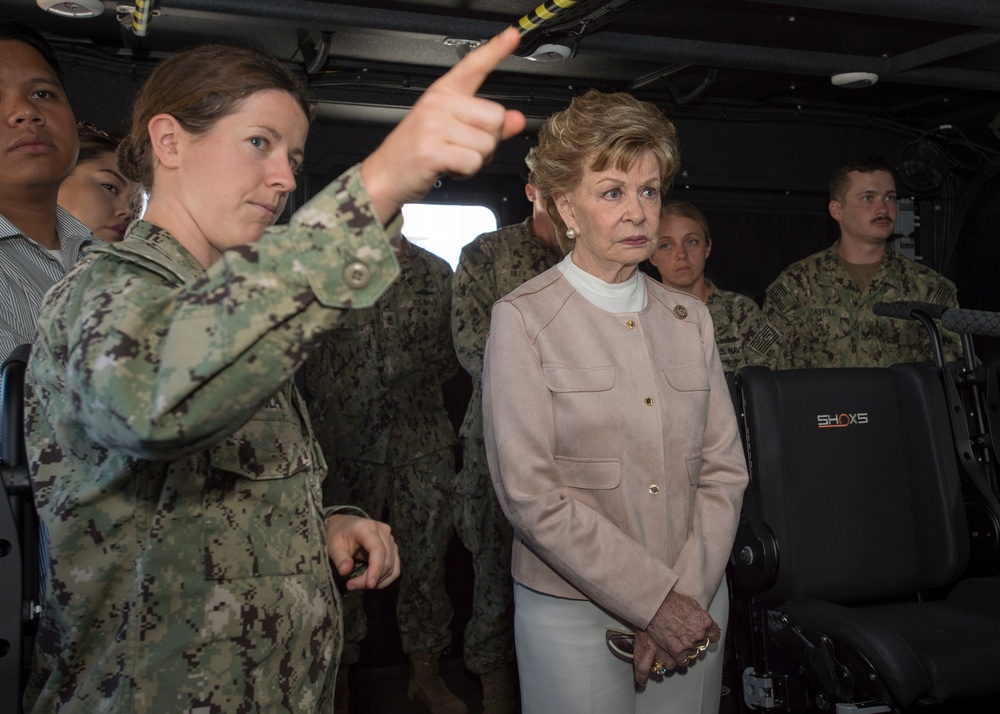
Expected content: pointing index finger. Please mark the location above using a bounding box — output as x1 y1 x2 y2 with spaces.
435 26 521 96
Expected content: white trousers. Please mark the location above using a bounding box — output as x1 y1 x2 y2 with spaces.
514 580 729 714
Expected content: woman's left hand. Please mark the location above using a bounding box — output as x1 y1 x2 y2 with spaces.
325 514 400 590
647 589 721 659
632 630 677 685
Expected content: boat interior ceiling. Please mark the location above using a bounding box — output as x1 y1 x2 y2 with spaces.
10 2 1000 169
7 1 1000 319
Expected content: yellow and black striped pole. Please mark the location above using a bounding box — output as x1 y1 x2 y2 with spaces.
511 0 579 36
132 0 155 38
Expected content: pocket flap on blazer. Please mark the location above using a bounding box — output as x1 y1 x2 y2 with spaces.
555 457 622 489
543 364 615 393
661 364 710 392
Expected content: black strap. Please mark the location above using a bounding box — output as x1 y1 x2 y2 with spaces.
1 344 35 714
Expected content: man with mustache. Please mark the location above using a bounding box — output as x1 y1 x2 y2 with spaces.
0 19 96 357
763 155 960 368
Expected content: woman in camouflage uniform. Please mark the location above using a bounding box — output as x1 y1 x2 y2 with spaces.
648 201 782 371
24 30 525 713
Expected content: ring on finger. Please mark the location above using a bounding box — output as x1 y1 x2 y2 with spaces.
652 660 668 676
697 636 710 653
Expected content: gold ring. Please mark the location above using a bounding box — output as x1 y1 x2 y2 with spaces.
697 636 710 652
652 660 668 675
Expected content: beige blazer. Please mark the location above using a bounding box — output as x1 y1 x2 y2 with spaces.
483 268 748 629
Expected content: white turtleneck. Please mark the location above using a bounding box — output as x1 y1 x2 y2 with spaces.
557 252 647 313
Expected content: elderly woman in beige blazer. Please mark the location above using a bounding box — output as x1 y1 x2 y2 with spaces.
483 90 749 713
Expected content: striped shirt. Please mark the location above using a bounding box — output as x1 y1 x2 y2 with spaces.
1 210 98 602
0 208 99 358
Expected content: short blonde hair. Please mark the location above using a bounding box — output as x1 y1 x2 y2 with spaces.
661 200 711 244
531 90 681 251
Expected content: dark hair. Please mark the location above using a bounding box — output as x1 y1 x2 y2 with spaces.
119 44 313 189
76 122 121 164
829 156 895 201
0 17 61 74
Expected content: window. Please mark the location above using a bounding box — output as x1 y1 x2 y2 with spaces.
401 203 498 269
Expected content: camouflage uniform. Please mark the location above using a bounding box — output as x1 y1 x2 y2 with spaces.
763 243 960 368
24 166 400 713
451 218 562 673
305 239 459 665
704 279 783 371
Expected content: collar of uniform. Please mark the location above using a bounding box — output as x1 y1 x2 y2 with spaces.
827 241 915 293
703 278 717 304
92 220 206 284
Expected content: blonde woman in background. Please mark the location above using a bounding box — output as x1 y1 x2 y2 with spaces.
649 200 782 371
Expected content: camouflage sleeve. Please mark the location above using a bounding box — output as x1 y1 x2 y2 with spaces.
738 299 784 370
918 274 961 362
434 266 461 382
322 505 369 521
451 238 494 380
762 271 802 369
46 164 401 460
941 335 963 363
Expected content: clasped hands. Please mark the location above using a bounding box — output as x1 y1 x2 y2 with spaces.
632 590 721 685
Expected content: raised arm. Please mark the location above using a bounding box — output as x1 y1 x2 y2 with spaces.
361 27 526 224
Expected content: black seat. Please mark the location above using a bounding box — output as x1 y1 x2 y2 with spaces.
1 344 36 713
729 363 1000 712
877 302 1000 571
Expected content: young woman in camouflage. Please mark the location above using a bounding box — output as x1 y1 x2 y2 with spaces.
648 201 782 371
24 29 526 713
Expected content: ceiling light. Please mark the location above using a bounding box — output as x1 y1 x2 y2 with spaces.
523 43 574 62
831 72 879 89
37 0 104 17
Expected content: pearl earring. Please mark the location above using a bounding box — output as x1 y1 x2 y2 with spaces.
565 228 577 240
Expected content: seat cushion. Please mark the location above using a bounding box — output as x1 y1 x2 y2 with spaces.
946 577 1000 619
783 595 1000 706
782 597 929 707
